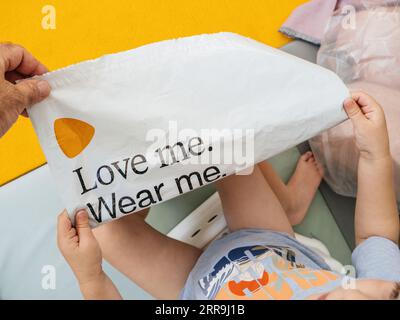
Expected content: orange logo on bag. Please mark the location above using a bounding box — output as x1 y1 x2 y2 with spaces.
54 118 95 158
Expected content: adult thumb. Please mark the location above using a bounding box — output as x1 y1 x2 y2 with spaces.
75 210 95 243
15 79 51 108
344 98 366 126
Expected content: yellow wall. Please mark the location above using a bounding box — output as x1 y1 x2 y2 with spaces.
0 0 306 185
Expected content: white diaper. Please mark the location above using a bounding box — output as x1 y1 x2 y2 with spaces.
29 32 348 226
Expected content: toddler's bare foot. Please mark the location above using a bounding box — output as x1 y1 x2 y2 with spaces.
286 152 323 225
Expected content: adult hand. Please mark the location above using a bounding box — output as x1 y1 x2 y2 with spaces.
0 43 51 137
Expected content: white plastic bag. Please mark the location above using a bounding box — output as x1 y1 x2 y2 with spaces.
310 2 400 199
29 33 348 226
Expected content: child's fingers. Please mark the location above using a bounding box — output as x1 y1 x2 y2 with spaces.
57 210 72 238
57 210 76 250
351 91 385 122
344 98 367 124
75 210 95 244
351 91 382 113
66 227 77 240
351 91 374 106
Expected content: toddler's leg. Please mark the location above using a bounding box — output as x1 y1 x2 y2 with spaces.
258 152 323 225
216 165 294 236
93 211 201 299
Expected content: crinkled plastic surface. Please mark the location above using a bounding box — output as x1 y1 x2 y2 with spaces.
310 1 400 199
29 33 348 226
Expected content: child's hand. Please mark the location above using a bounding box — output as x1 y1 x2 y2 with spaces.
344 91 390 161
57 210 103 286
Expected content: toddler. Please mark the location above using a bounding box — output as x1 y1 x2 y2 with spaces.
57 92 400 300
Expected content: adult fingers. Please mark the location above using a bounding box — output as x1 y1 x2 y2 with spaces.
14 79 51 108
0 43 48 77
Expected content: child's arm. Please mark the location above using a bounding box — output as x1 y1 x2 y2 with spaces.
57 210 122 300
344 92 399 246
